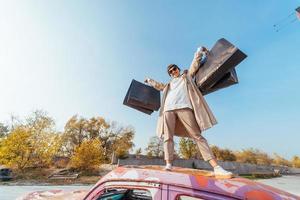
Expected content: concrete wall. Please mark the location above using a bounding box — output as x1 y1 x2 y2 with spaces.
118 157 300 175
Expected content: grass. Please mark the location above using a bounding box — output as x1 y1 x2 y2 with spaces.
1 167 102 185
1 165 282 185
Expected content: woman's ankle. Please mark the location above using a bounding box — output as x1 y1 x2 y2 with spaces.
166 160 172 165
208 158 218 168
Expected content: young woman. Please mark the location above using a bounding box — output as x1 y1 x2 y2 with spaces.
145 47 232 178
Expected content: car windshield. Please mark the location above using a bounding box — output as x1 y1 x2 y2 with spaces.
97 188 152 200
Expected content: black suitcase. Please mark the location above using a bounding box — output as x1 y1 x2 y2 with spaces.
195 38 246 92
123 79 161 115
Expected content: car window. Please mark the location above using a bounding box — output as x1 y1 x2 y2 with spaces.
177 195 205 200
96 188 152 200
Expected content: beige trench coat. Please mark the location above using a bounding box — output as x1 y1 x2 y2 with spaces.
148 52 217 138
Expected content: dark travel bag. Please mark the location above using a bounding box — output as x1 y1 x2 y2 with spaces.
195 38 247 92
123 79 161 115
201 68 238 95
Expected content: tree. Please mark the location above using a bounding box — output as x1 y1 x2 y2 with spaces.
61 115 110 156
70 138 105 171
235 148 272 165
111 126 135 159
291 156 300 168
0 123 9 138
99 122 134 160
25 110 61 167
211 146 236 162
0 110 62 169
255 151 272 165
179 138 201 159
135 148 142 155
145 136 163 158
272 153 291 167
0 127 33 169
0 111 136 169
85 117 110 139
61 115 89 156
61 116 135 161
135 148 142 158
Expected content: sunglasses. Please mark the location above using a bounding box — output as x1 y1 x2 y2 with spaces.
168 67 178 74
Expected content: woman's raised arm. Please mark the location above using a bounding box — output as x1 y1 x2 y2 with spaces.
145 78 166 91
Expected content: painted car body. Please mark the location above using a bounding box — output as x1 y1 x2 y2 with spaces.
19 165 300 200
17 189 89 200
84 166 300 200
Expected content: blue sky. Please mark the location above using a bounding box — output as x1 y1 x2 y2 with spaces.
0 1 299 159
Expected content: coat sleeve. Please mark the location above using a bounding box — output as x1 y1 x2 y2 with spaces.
147 78 166 91
188 51 204 77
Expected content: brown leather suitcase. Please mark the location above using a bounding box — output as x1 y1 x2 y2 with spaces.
123 79 161 115
195 38 246 92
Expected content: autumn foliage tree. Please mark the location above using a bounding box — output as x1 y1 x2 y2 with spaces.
235 148 273 165
211 146 236 162
70 138 105 171
25 110 62 167
179 138 202 159
291 156 300 168
111 126 135 158
0 110 61 169
272 153 291 167
145 136 163 158
61 116 110 156
61 115 135 161
0 127 32 169
2 110 299 172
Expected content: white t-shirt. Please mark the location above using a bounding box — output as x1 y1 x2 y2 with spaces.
164 76 192 112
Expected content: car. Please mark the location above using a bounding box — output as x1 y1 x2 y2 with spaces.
19 165 300 200
0 165 12 181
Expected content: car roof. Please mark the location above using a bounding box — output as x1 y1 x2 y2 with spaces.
94 165 300 200
0 165 10 170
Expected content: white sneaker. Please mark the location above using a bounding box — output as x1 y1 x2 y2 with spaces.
164 163 172 171
214 166 233 179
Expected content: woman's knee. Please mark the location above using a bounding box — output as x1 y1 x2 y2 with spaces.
164 137 174 143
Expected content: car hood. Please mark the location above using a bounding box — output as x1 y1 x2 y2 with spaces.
17 189 89 200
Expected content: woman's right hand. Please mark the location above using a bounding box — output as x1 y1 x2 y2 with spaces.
197 46 209 54
201 46 209 54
